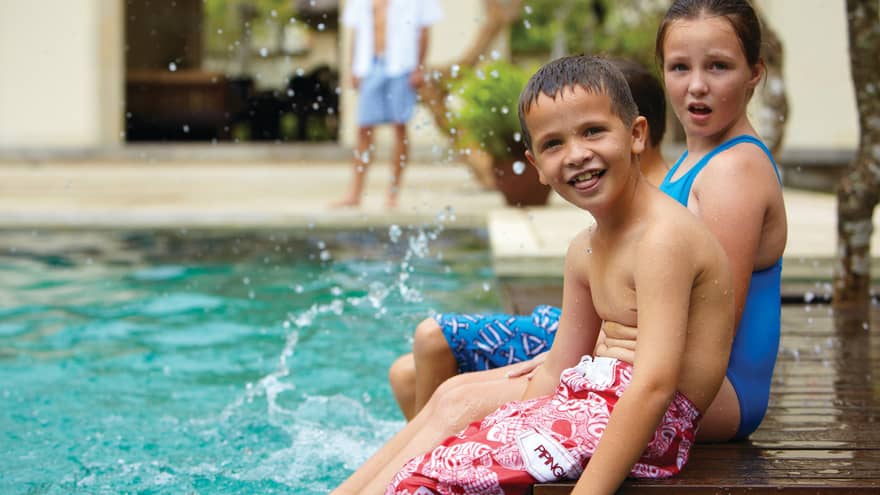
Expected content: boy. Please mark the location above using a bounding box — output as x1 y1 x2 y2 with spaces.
386 56 734 494
332 0 443 209
388 58 670 420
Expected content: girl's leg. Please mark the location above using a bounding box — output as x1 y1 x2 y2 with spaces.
695 377 740 442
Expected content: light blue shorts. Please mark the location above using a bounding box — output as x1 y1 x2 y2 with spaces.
357 58 416 126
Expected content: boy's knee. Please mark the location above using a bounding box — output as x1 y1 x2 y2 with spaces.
427 378 483 432
388 353 415 390
412 317 449 358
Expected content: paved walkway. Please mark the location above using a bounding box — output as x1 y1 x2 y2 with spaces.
1 158 877 283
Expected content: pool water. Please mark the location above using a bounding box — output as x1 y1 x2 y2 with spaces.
0 225 502 494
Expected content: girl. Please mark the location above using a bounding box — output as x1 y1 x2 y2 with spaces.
333 0 787 492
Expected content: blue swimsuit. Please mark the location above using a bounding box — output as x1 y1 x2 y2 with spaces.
659 135 782 438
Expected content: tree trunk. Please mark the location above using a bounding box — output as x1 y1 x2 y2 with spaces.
754 8 788 156
417 0 523 188
833 0 880 310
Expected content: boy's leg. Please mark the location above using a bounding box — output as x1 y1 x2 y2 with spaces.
388 353 416 420
412 317 459 413
348 368 531 495
384 71 416 208
387 123 408 208
332 125 374 207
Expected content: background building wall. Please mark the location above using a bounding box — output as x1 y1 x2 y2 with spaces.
757 0 858 151
0 0 123 150
0 0 863 158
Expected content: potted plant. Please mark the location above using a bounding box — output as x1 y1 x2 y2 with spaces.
451 61 552 207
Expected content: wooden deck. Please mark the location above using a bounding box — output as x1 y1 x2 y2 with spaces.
499 278 880 494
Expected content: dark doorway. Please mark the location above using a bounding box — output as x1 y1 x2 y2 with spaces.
124 0 340 143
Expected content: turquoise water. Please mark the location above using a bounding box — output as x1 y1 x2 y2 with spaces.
0 225 502 494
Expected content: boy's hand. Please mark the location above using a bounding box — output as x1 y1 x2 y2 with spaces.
409 68 425 88
506 352 548 380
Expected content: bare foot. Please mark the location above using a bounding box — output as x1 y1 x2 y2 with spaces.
330 197 360 208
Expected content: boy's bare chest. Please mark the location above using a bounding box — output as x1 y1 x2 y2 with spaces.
586 250 638 327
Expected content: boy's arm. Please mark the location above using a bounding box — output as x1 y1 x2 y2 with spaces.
572 234 694 495
522 232 602 400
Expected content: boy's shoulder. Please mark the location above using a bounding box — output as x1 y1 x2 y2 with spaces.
630 188 727 279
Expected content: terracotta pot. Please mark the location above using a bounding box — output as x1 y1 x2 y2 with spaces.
492 145 552 207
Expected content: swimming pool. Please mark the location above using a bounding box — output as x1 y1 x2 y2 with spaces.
0 225 502 494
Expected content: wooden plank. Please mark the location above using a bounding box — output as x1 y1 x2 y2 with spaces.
532 482 880 495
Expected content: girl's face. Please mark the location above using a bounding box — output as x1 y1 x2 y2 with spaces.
661 15 762 143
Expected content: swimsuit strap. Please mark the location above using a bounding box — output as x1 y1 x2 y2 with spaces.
661 134 782 190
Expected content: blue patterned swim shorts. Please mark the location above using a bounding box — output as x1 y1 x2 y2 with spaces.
435 305 561 373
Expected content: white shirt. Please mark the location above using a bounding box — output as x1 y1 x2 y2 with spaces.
342 0 443 78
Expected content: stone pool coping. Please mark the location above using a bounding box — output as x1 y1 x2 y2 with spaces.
490 188 880 284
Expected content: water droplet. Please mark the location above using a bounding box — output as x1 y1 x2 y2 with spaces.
804 291 815 303
168 62 177 72
523 19 532 29
182 124 190 133
389 224 402 243
320 250 332 261
482 282 491 292
512 161 526 175
259 47 268 57
242 277 250 285
317 23 326 31
514 132 522 142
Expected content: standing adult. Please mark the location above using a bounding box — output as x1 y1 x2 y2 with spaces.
333 0 443 208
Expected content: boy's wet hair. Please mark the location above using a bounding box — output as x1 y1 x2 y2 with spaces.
610 58 666 148
656 0 762 67
517 55 638 152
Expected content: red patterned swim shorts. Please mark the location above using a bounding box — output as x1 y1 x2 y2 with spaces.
387 356 702 495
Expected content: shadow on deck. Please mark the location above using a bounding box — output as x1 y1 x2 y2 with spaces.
499 279 880 494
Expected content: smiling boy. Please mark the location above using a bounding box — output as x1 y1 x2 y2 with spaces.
385 56 735 495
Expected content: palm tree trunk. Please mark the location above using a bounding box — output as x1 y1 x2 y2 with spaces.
833 0 880 310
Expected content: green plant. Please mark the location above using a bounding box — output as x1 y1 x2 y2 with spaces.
451 61 530 161
511 0 666 69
